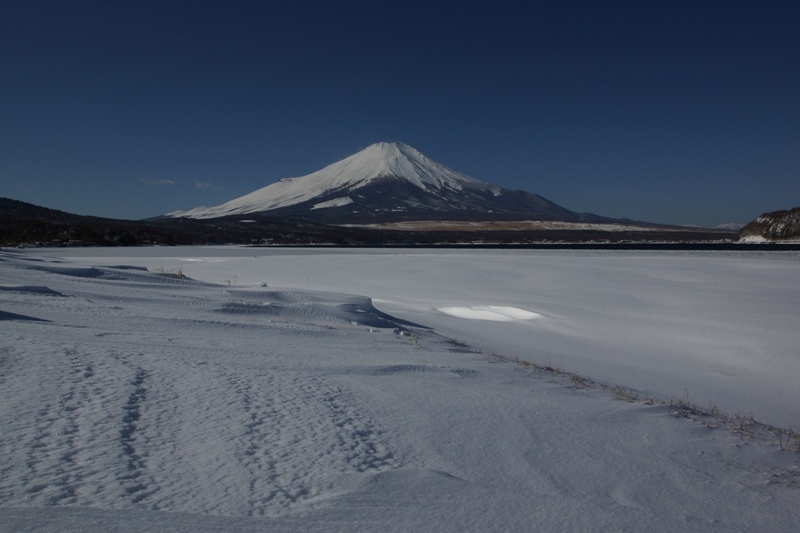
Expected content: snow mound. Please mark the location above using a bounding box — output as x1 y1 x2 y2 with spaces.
437 305 542 322
220 289 422 329
0 310 50 321
31 265 106 278
0 284 64 297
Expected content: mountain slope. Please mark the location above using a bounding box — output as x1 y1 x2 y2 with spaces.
166 142 605 224
739 206 800 241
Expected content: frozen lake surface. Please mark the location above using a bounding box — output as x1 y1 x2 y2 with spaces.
2 246 799 531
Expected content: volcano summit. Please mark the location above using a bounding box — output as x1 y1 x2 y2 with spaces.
166 142 606 224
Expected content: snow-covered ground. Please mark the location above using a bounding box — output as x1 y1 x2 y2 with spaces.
2 247 799 531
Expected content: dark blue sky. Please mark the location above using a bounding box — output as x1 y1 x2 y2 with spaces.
2 1 798 226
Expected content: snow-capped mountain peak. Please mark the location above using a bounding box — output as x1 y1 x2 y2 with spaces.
166 142 593 224
168 142 494 219
335 142 489 191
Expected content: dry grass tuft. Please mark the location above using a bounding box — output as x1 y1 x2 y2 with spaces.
154 266 185 279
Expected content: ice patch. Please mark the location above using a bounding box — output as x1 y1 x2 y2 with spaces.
437 306 541 322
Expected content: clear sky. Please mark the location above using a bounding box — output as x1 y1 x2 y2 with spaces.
2 1 798 227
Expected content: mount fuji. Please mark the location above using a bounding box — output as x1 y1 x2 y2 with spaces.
166 142 608 224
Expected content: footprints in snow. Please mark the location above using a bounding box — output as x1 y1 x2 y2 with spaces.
219 368 400 516
1 259 411 517
0 344 163 508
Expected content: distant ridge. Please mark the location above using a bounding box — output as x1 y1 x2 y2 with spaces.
165 142 612 224
2 196 737 247
0 197 374 246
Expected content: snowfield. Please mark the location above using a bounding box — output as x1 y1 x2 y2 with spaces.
1 247 799 532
